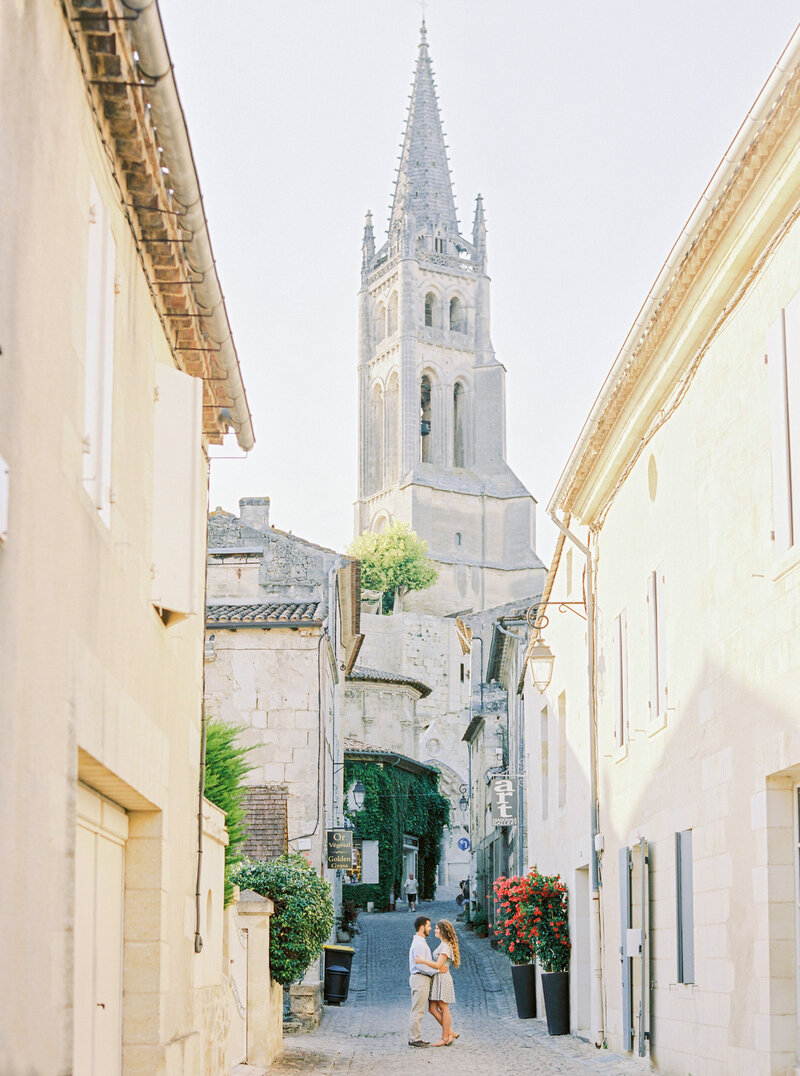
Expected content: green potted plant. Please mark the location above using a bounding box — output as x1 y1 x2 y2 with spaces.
493 873 538 1019
233 853 334 986
521 866 571 1035
471 905 489 938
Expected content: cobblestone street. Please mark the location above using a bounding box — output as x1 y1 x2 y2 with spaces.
268 902 648 1075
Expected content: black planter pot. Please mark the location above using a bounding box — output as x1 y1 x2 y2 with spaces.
510 962 537 1019
541 971 570 1035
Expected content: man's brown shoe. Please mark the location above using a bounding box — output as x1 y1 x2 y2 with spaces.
408 1040 430 1047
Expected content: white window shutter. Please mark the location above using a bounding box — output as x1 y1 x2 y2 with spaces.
361 841 379 884
656 569 667 716
767 311 793 550
619 609 629 744
612 616 620 741
151 363 203 617
782 292 800 540
647 571 659 717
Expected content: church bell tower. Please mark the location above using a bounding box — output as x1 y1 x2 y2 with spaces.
356 23 544 614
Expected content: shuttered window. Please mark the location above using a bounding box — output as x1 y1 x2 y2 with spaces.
675 829 695 983
767 296 800 551
647 569 667 723
613 610 629 747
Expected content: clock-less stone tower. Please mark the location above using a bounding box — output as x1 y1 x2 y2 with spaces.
356 23 544 614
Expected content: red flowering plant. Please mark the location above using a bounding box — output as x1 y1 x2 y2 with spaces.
519 866 571 973
492 873 538 965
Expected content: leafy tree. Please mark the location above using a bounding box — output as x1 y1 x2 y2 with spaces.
203 720 254 905
347 521 438 613
233 854 334 985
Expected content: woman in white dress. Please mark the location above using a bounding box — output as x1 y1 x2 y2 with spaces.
417 919 460 1046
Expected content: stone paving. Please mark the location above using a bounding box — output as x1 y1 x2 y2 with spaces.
268 901 650 1075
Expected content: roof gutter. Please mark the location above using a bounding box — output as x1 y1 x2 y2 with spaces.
123 0 254 451
550 22 800 518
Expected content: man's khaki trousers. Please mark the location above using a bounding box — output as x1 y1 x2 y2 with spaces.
409 972 432 1041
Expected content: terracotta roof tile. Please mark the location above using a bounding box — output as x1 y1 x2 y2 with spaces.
206 601 326 626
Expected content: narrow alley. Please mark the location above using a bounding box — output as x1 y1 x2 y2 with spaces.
264 903 646 1076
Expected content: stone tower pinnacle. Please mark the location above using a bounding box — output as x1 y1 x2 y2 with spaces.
389 21 459 240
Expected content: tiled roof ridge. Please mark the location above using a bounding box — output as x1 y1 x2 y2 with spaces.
348 664 432 698
206 600 327 625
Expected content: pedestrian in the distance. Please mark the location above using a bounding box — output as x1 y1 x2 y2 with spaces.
416 919 460 1047
403 870 418 911
408 915 435 1047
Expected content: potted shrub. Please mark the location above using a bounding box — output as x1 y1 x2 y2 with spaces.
493 874 538 1019
233 853 334 986
522 866 571 1035
471 905 489 938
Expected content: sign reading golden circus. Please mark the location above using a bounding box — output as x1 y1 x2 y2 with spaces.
326 829 353 869
490 777 517 827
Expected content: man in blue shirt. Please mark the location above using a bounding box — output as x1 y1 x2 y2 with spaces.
408 915 435 1046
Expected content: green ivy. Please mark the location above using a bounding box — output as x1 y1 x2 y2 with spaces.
232 853 334 985
203 720 254 906
344 761 450 907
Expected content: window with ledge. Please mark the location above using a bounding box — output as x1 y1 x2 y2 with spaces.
420 375 432 463
435 236 444 253
83 179 117 526
424 292 435 327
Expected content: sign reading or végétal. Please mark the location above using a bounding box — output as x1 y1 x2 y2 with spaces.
326 829 353 869
490 777 517 827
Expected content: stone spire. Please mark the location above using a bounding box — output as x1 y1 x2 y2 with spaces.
388 22 459 239
472 193 487 269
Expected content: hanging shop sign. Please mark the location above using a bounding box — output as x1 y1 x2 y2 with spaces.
490 777 518 827
326 829 353 869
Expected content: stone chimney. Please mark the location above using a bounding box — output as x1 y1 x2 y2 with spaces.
239 497 270 532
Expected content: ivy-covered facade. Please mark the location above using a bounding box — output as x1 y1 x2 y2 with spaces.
343 751 449 910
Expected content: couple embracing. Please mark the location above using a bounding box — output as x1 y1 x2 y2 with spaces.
408 915 460 1048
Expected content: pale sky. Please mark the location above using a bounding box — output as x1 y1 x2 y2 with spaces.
159 1 799 563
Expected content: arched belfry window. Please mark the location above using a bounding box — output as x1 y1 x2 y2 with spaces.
386 373 399 482
454 382 467 468
370 384 384 492
374 304 386 344
450 296 465 333
420 375 432 464
424 292 435 328
388 292 398 336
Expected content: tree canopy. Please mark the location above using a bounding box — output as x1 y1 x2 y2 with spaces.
347 521 438 612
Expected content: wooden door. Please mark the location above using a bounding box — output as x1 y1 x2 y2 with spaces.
74 785 127 1075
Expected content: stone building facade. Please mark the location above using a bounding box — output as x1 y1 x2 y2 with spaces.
0 3 256 1073
205 498 361 875
524 24 800 1074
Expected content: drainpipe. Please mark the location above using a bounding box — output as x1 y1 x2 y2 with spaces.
547 509 604 1048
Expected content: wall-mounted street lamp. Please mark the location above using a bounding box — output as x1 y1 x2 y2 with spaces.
527 626 556 693
351 780 366 811
524 601 586 694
